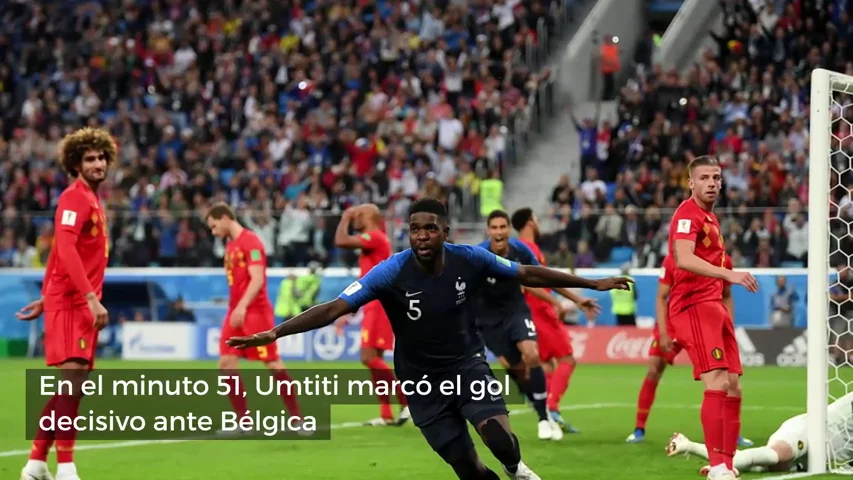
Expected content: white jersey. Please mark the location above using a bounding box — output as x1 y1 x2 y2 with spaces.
768 392 853 469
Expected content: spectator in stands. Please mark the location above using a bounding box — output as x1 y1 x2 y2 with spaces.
769 275 798 328
167 298 196 323
544 0 845 267
0 0 570 268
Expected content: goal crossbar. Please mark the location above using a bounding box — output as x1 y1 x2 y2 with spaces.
807 68 853 475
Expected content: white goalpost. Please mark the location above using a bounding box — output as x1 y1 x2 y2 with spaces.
807 68 853 476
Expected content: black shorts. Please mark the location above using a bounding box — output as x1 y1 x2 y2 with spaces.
479 311 537 365
405 357 509 463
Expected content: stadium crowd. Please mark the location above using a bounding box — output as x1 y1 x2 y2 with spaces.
545 0 839 268
0 0 570 268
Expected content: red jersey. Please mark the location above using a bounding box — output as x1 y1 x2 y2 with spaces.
358 229 391 278
43 180 108 311
518 238 553 312
667 198 727 315
225 229 272 312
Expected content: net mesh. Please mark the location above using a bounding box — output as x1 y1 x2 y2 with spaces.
827 75 853 473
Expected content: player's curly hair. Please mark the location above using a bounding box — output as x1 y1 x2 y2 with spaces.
57 128 117 177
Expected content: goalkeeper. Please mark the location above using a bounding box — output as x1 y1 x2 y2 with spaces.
666 392 853 475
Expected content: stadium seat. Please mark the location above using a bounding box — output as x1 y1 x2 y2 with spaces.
609 247 633 265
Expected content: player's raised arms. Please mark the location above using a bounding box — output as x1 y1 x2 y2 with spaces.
227 250 631 349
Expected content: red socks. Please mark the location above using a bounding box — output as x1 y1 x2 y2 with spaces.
701 390 727 468
223 375 248 417
365 357 407 420
273 371 302 417
546 362 574 411
54 394 82 463
723 396 742 469
635 377 659 430
30 395 60 461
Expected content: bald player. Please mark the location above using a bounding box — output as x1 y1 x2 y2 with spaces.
335 204 410 426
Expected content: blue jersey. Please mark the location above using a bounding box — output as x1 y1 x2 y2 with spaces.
475 238 540 324
338 243 520 377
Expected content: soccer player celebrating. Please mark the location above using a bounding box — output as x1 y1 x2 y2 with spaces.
668 156 759 480
627 254 753 447
16 128 114 480
205 203 303 431
667 392 853 475
334 203 410 426
227 199 631 480
475 210 558 441
511 207 599 435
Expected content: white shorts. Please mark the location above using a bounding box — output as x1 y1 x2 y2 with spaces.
767 414 808 463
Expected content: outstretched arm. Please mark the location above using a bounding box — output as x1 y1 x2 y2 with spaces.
517 265 631 291
227 298 354 348
274 298 353 337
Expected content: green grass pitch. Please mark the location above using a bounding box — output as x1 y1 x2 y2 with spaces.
0 360 839 479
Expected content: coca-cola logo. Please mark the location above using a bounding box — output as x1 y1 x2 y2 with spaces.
606 331 655 360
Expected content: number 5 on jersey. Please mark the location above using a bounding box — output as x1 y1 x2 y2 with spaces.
408 299 422 321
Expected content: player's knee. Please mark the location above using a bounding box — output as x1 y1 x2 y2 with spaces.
558 355 575 367
218 356 239 371
726 383 742 398
646 366 663 382
360 348 380 365
701 369 729 391
520 347 540 368
522 353 539 369
265 360 286 372
478 418 516 456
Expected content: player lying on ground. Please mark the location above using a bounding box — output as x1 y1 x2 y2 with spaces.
666 392 853 475
668 156 759 480
512 207 598 434
334 204 409 426
17 128 115 480
227 198 632 480
626 254 753 447
205 203 304 433
475 210 596 441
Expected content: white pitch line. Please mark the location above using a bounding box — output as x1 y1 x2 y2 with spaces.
763 473 826 480
0 402 800 458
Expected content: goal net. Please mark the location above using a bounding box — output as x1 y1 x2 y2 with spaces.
811 68 853 475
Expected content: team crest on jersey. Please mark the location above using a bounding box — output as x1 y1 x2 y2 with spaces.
711 348 723 361
79 338 87 350
456 278 467 305
651 340 658 348
797 441 804 451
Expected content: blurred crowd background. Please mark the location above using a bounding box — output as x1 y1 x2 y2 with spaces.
0 0 843 270
539 0 849 269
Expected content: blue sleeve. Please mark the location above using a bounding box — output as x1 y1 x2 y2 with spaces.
337 255 401 310
508 238 541 266
457 244 519 279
